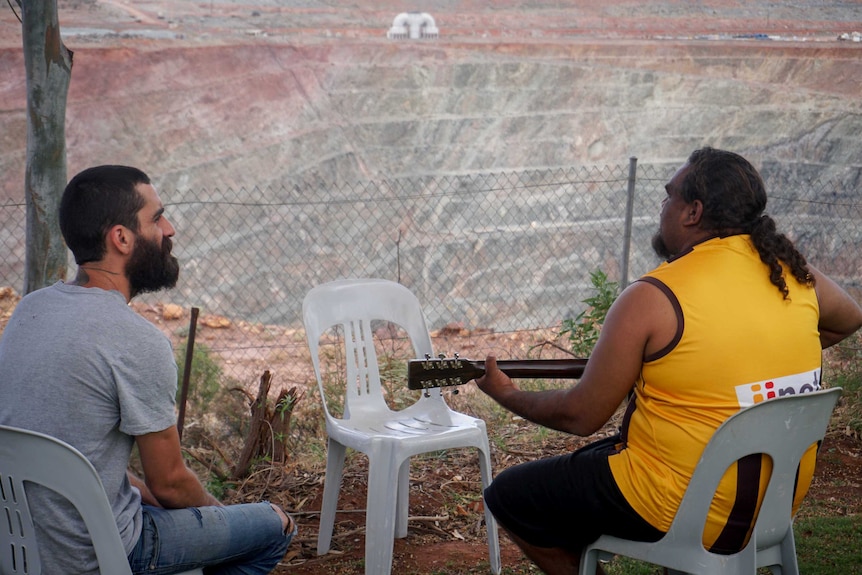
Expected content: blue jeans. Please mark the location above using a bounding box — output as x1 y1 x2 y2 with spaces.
128 503 294 575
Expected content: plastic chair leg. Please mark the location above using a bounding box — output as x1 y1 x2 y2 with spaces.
478 444 502 575
763 533 795 575
777 529 798 575
579 547 600 575
317 439 347 555
364 448 400 575
395 458 410 538
757 544 782 575
756 528 797 575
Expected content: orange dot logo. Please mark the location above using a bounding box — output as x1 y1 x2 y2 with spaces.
751 383 763 403
750 381 776 404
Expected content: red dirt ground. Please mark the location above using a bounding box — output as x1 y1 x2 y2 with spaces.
268 422 862 574
253 426 862 574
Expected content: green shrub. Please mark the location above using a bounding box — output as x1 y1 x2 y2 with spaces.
175 342 222 411
558 269 619 356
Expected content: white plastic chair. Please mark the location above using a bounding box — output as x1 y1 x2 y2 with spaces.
0 424 202 575
579 387 842 575
302 278 501 575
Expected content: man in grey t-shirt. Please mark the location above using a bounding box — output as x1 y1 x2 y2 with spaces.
0 165 294 575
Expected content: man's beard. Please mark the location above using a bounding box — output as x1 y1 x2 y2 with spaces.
651 230 673 260
126 234 179 297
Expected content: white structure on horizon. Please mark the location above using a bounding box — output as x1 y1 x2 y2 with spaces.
387 12 439 40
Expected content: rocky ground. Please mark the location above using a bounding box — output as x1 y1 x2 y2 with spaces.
2 1 860 196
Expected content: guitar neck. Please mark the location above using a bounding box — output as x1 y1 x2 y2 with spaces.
476 358 587 379
407 357 587 390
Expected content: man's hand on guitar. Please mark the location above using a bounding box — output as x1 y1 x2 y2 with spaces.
473 354 584 434
475 355 519 402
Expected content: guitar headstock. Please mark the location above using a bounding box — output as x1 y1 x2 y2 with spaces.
407 354 479 391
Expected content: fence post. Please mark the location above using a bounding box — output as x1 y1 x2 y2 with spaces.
620 157 637 287
177 306 200 442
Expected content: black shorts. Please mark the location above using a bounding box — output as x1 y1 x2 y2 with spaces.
483 435 664 550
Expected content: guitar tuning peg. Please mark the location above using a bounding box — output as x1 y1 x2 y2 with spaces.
424 391 431 398
453 352 459 360
438 353 446 359
424 353 431 360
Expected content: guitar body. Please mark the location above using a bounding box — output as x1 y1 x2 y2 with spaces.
407 357 588 390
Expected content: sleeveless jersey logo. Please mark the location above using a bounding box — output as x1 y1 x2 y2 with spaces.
734 369 821 407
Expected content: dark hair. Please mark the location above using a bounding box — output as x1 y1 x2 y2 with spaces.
682 147 813 298
59 165 150 264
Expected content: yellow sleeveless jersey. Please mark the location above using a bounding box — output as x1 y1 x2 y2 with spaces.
607 234 822 553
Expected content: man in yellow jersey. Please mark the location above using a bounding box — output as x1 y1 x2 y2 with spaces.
476 147 862 575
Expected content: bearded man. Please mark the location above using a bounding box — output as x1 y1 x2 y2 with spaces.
0 165 295 575
475 148 862 575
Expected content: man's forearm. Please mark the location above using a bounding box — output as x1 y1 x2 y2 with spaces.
148 467 222 508
128 471 163 507
494 387 579 434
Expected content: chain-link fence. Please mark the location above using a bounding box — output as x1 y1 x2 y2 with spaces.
1 159 860 382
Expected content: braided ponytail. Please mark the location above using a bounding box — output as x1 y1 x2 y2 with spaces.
683 148 814 299
748 214 814 299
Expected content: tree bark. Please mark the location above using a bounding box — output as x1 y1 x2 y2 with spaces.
20 0 72 293
231 371 299 480
233 371 274 479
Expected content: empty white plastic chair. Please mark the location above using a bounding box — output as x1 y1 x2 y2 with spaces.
302 278 501 575
0 424 203 575
579 387 842 575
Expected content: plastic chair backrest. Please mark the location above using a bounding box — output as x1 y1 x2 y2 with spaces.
302 278 441 421
580 387 841 575
0 425 134 575
674 387 840 552
0 425 203 575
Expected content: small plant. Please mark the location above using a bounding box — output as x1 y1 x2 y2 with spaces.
823 330 862 439
205 476 230 501
175 342 222 411
558 269 620 356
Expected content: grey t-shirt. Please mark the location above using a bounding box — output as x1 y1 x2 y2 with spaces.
0 282 178 574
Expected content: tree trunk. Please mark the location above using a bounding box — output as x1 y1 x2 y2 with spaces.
231 371 299 480
20 0 72 293
233 371 274 479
